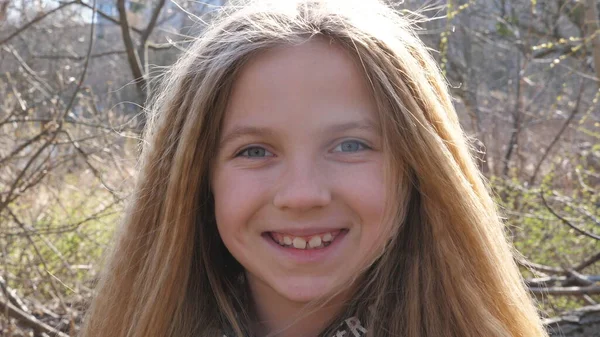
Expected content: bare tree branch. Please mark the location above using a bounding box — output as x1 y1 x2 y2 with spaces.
32 50 126 60
540 189 600 241
57 0 96 122
526 274 600 288
529 285 600 296
517 252 600 276
0 296 69 337
0 1 78 46
116 0 146 99
77 0 143 34
502 50 525 176
61 129 120 201
517 257 564 274
529 79 585 185
0 129 49 167
138 0 167 73
0 131 58 215
575 252 600 271
3 45 55 97
0 117 138 132
7 209 69 313
0 276 29 313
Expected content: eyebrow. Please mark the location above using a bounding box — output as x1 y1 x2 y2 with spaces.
219 120 380 147
325 120 380 134
219 126 277 147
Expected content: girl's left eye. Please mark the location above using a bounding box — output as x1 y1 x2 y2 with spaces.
333 140 370 153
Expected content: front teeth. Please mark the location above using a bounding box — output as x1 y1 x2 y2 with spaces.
270 230 341 249
292 237 306 249
308 236 321 248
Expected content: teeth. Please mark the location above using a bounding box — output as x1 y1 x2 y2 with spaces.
308 236 322 248
292 237 307 249
271 230 342 249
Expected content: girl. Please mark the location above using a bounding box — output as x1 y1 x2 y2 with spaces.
79 0 550 336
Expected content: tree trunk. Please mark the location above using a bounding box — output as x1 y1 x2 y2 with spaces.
585 0 600 81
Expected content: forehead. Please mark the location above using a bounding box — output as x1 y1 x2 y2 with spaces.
222 37 379 133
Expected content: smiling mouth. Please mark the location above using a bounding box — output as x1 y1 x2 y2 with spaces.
267 229 348 250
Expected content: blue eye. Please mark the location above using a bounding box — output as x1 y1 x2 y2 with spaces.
237 146 274 158
333 140 369 153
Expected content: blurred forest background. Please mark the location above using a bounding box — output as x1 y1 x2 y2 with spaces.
1 0 599 336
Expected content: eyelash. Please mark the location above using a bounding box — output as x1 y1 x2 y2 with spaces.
332 139 371 153
234 139 371 158
235 146 275 158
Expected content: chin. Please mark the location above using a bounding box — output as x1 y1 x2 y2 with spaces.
273 276 343 303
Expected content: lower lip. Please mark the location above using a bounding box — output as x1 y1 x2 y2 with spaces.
262 230 348 263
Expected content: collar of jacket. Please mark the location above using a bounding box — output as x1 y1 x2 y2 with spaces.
221 316 368 337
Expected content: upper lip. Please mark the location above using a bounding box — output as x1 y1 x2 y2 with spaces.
265 227 347 237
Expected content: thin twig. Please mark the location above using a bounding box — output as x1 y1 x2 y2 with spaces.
575 252 600 271
540 188 600 241
32 50 126 60
0 296 69 337
0 129 49 167
61 129 120 201
0 275 29 313
529 79 585 185
7 210 69 313
516 257 562 274
0 131 57 216
0 1 78 46
77 0 143 34
58 0 96 122
3 45 55 97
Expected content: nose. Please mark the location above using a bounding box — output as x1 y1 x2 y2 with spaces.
272 158 332 211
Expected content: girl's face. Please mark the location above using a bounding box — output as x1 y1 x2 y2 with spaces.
212 39 386 304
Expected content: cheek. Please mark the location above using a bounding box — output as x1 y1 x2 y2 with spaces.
327 162 388 271
212 167 273 237
331 162 387 230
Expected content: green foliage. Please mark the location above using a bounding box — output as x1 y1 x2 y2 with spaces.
496 15 518 38
3 172 122 301
490 155 600 317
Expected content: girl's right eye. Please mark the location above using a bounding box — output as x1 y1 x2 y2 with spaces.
236 146 274 158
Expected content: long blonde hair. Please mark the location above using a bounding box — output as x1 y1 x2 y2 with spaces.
80 1 549 336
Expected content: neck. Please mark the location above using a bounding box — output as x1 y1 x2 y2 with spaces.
246 274 349 337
